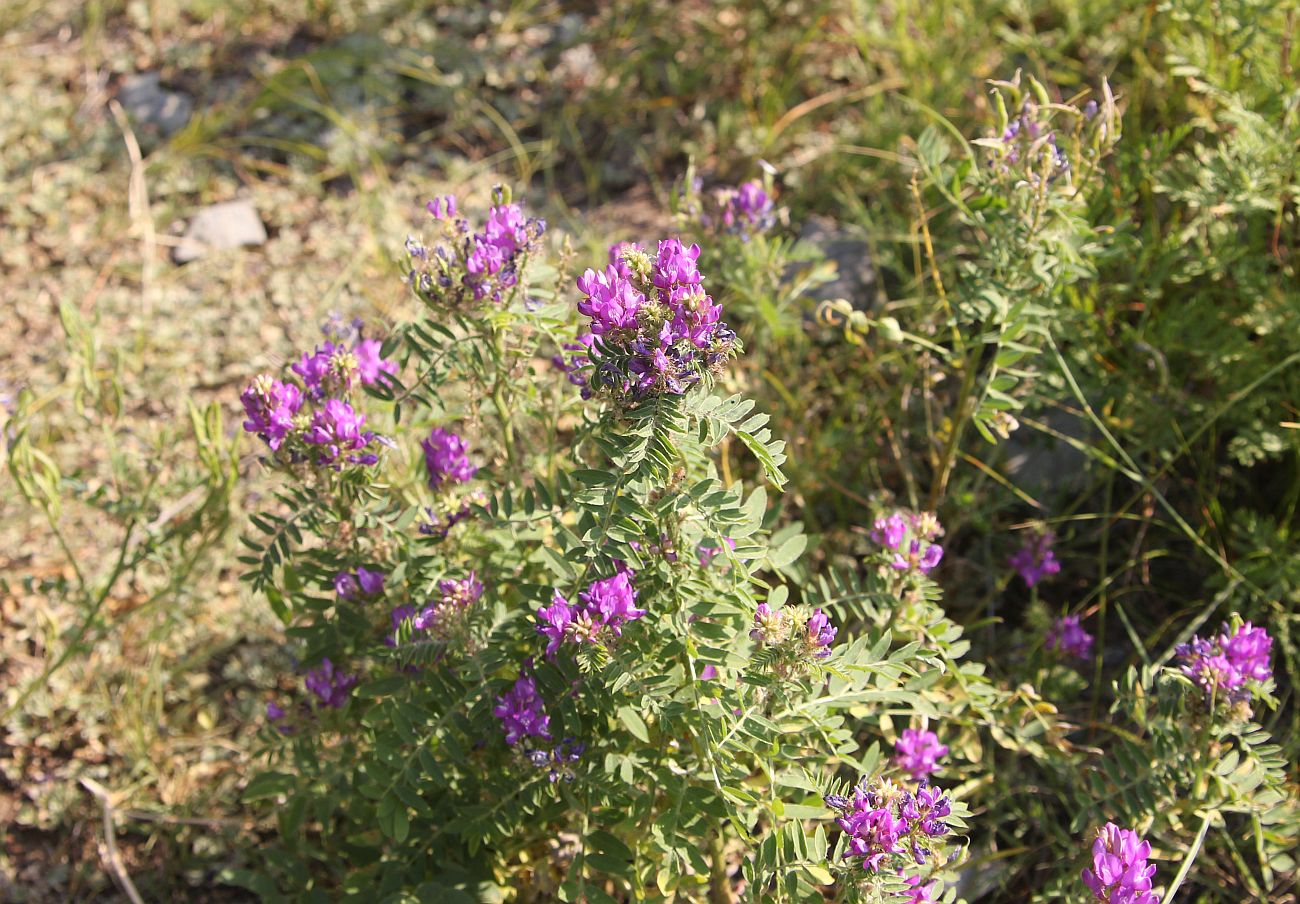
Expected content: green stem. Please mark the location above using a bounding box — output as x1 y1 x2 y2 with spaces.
1161 811 1213 903
491 327 518 472
928 341 982 510
709 828 732 904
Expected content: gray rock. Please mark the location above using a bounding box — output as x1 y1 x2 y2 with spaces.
173 200 268 264
119 72 193 137
796 215 878 311
1001 404 1093 496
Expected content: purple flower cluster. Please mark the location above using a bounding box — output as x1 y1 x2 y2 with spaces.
240 327 394 466
1176 621 1272 705
354 339 398 386
465 203 544 301
305 399 379 467
335 566 385 601
241 375 302 451
551 332 594 399
292 338 397 399
894 729 948 781
575 238 739 401
412 572 484 637
1008 530 1062 587
537 568 645 657
871 512 944 575
828 779 952 873
718 181 775 238
607 241 642 278
1046 614 1094 661
422 427 478 489
1081 823 1158 904
681 178 778 240
305 658 357 709
806 609 837 656
494 674 551 746
405 190 546 307
525 738 586 783
293 341 359 399
417 495 481 540
384 572 484 650
987 98 1070 182
750 603 838 673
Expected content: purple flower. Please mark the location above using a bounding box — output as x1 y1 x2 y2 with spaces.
721 181 775 237
873 512 944 574
900 876 940 904
1219 621 1272 683
608 241 643 279
439 571 483 608
240 376 303 451
265 701 292 734
335 567 384 601
894 729 948 780
537 591 575 657
537 570 645 656
292 342 362 399
411 571 484 638
834 784 910 873
653 238 703 288
699 664 719 681
422 427 477 489
580 570 646 636
303 399 378 467
1081 823 1159 904
805 608 837 659
576 266 645 334
463 203 545 302
1176 620 1271 705
891 540 944 575
304 658 357 708
575 238 737 402
357 566 385 596
902 783 951 839
524 737 586 782
871 514 908 550
751 602 788 645
552 331 594 396
829 779 952 874
493 674 551 746
1008 531 1062 587
1046 614 1094 661
426 194 457 219
334 572 359 600
353 339 398 386
385 604 418 647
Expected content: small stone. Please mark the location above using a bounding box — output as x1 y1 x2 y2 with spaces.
173 200 268 264
118 72 193 137
796 215 878 311
1001 405 1092 495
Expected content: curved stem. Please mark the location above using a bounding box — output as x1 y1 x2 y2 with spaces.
1162 811 1213 903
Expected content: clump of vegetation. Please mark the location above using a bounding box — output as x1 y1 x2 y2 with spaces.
2 0 1297 901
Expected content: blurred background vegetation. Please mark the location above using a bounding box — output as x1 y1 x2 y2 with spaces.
1 0 1296 900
